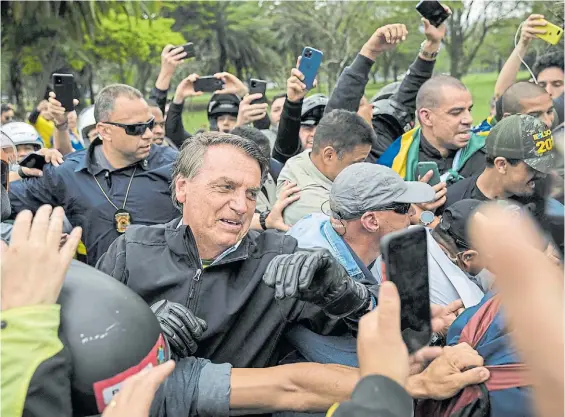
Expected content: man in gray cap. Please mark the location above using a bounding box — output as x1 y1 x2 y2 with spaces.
288 163 434 281
285 163 483 370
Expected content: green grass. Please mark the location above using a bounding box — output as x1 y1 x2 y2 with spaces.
180 71 530 133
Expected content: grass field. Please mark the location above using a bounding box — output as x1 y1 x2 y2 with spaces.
181 71 530 133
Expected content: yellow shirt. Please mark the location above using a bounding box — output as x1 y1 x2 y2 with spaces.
29 115 55 148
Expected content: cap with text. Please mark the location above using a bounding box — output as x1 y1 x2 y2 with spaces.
486 113 556 174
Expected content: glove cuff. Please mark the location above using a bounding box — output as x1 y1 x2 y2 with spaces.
323 282 370 319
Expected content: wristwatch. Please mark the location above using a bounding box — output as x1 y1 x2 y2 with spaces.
419 40 441 59
419 210 435 227
259 210 271 231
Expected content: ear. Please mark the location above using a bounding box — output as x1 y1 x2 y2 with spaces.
175 177 189 206
418 108 434 127
493 157 508 174
502 112 511 119
96 123 111 142
322 146 337 163
360 211 379 232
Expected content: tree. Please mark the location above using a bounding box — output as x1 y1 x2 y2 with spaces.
81 10 185 94
1 1 149 113
168 1 280 79
442 0 530 79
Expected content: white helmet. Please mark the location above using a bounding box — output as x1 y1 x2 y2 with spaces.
78 106 96 141
2 122 43 150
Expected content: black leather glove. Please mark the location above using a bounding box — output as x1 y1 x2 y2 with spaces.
263 249 371 318
150 300 207 359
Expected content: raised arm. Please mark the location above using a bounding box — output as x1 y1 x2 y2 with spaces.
494 15 547 98
165 74 202 148
150 45 186 115
326 24 408 115
272 62 309 163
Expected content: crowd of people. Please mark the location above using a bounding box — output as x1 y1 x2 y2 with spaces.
1 6 564 417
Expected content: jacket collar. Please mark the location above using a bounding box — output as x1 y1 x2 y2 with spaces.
75 138 151 175
165 218 252 267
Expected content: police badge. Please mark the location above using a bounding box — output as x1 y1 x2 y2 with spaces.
114 209 132 234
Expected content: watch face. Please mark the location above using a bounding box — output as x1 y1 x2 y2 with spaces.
420 210 435 225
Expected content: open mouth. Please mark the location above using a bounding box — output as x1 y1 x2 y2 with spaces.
219 218 243 230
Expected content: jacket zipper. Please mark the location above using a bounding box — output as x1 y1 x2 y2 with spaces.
187 268 202 310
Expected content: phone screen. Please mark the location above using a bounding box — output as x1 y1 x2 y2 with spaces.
382 226 431 353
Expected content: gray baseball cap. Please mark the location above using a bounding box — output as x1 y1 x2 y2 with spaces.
330 163 435 220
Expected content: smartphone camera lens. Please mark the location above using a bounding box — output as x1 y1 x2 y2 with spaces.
251 81 256 87
305 50 312 58
55 77 62 84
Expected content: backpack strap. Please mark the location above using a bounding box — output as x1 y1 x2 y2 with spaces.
458 295 501 346
458 295 531 390
485 364 531 391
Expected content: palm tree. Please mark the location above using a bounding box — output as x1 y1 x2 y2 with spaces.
1 1 147 113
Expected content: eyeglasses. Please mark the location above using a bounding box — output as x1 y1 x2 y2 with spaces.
103 117 155 136
376 202 412 215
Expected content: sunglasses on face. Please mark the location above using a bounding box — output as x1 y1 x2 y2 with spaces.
103 117 155 136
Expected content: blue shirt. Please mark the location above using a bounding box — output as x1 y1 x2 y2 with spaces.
9 141 180 265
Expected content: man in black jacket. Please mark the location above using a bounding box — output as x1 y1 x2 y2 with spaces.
97 131 376 369
326 16 449 162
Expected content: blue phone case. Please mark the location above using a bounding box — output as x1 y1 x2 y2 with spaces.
298 47 323 90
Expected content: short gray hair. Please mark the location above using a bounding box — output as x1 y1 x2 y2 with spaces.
94 84 143 122
171 131 269 208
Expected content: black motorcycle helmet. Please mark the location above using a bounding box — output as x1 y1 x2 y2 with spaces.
207 93 241 130
58 261 169 416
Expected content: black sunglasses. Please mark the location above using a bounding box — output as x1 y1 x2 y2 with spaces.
377 202 412 215
103 117 155 136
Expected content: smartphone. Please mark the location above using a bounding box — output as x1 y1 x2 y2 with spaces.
535 21 564 45
298 47 323 90
19 153 46 170
416 0 450 28
249 78 267 104
52 73 75 112
416 161 441 186
381 226 431 353
181 42 196 59
193 76 224 93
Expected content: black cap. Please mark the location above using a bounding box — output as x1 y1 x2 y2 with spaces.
439 199 483 250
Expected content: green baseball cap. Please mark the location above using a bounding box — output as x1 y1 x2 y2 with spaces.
486 114 557 174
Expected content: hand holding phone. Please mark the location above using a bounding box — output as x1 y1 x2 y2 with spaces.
52 73 75 112
19 153 46 170
416 162 441 187
298 47 323 90
534 20 564 45
180 42 196 59
193 76 225 93
381 226 431 353
416 0 450 28
249 79 267 104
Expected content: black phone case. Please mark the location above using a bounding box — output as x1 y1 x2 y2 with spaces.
193 77 224 93
380 226 431 353
52 73 75 112
249 79 267 104
20 153 46 170
182 43 195 59
416 0 449 27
